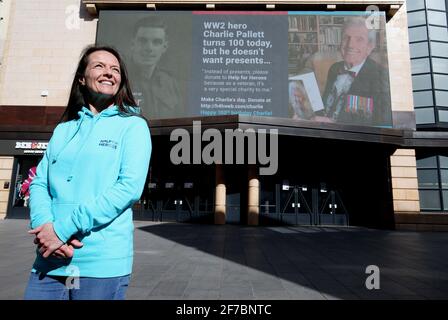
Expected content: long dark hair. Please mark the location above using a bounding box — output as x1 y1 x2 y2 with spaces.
61 45 139 122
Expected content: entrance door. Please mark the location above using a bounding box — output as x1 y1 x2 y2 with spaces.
316 185 349 226
277 183 348 226
141 175 215 223
279 184 313 225
226 192 240 224
144 182 199 222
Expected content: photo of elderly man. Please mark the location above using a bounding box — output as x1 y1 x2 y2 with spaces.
320 17 392 126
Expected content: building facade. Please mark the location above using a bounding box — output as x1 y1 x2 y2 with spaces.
407 0 448 209
399 0 448 230
0 0 447 230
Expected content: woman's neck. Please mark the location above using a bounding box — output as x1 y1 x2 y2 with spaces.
84 87 115 114
89 102 114 115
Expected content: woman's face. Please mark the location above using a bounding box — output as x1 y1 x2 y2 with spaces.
79 50 121 97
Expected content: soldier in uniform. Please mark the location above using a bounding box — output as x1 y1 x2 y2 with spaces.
128 16 183 119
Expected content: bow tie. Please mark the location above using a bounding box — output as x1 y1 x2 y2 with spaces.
338 68 356 78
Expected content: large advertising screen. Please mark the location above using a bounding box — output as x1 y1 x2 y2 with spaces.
97 11 392 127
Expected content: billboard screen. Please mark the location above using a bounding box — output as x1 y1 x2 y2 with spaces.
97 11 392 127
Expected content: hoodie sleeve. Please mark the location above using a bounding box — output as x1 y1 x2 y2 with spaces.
29 136 54 229
53 118 152 242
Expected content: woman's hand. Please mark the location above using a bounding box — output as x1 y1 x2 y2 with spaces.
29 222 64 258
51 238 84 259
32 234 84 259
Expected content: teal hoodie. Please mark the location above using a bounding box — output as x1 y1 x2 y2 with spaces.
29 106 151 278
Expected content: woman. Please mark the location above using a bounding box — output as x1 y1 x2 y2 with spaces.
24 45 152 300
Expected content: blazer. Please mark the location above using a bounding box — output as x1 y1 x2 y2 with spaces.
322 57 392 127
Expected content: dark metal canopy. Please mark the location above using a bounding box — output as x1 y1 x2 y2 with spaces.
2 114 439 148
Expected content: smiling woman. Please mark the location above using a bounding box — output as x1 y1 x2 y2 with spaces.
23 45 152 300
61 46 141 121
80 51 122 101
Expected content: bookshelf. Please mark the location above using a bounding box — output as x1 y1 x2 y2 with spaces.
288 15 343 74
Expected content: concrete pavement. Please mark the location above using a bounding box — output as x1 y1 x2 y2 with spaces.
1 219 447 300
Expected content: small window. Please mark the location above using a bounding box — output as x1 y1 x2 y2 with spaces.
417 156 438 168
407 0 425 11
412 74 432 90
419 190 442 210
417 153 448 212
409 26 428 42
411 58 431 74
427 10 447 26
417 169 440 188
434 74 448 90
429 26 448 41
435 91 448 107
438 110 448 122
426 0 446 11
441 170 448 188
408 11 427 26
431 42 448 57
443 191 448 210
410 42 429 58
432 58 448 73
415 107 435 124
413 91 433 107
439 156 448 168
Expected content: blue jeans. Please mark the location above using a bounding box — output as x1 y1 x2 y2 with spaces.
24 272 130 300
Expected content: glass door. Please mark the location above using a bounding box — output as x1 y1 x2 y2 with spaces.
279 184 313 225
316 183 349 226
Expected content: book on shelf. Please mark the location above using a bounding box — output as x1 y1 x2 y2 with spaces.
288 16 317 31
319 16 332 25
319 27 342 45
333 16 345 25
